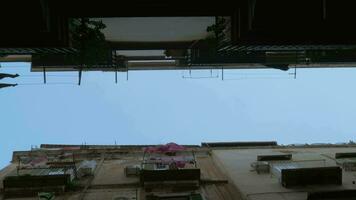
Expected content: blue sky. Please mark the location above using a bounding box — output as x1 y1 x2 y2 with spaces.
1 62 356 168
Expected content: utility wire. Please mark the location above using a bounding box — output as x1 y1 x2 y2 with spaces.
181 69 220 79
18 82 76 86
222 72 290 76
223 77 294 81
0 65 29 68
46 82 77 85
182 76 219 79
20 75 77 77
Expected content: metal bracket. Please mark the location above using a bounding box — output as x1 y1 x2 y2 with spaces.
43 67 47 84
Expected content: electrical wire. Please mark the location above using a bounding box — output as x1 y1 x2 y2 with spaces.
221 69 296 81
18 82 76 86
17 83 44 86
181 70 220 79
20 75 77 77
222 72 290 76
223 77 294 81
180 67 298 81
46 82 77 85
182 76 219 79
0 65 29 68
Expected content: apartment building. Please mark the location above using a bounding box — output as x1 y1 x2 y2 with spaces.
0 142 355 199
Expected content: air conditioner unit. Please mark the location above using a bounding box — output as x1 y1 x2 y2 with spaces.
342 162 356 171
336 159 356 171
251 161 270 174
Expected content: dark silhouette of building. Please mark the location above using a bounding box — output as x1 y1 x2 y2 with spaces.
3 0 356 74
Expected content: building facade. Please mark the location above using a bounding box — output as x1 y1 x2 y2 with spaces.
0 142 356 199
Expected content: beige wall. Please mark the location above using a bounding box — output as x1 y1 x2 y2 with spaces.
213 147 356 200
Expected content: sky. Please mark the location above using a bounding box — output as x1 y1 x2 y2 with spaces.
1 62 356 168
